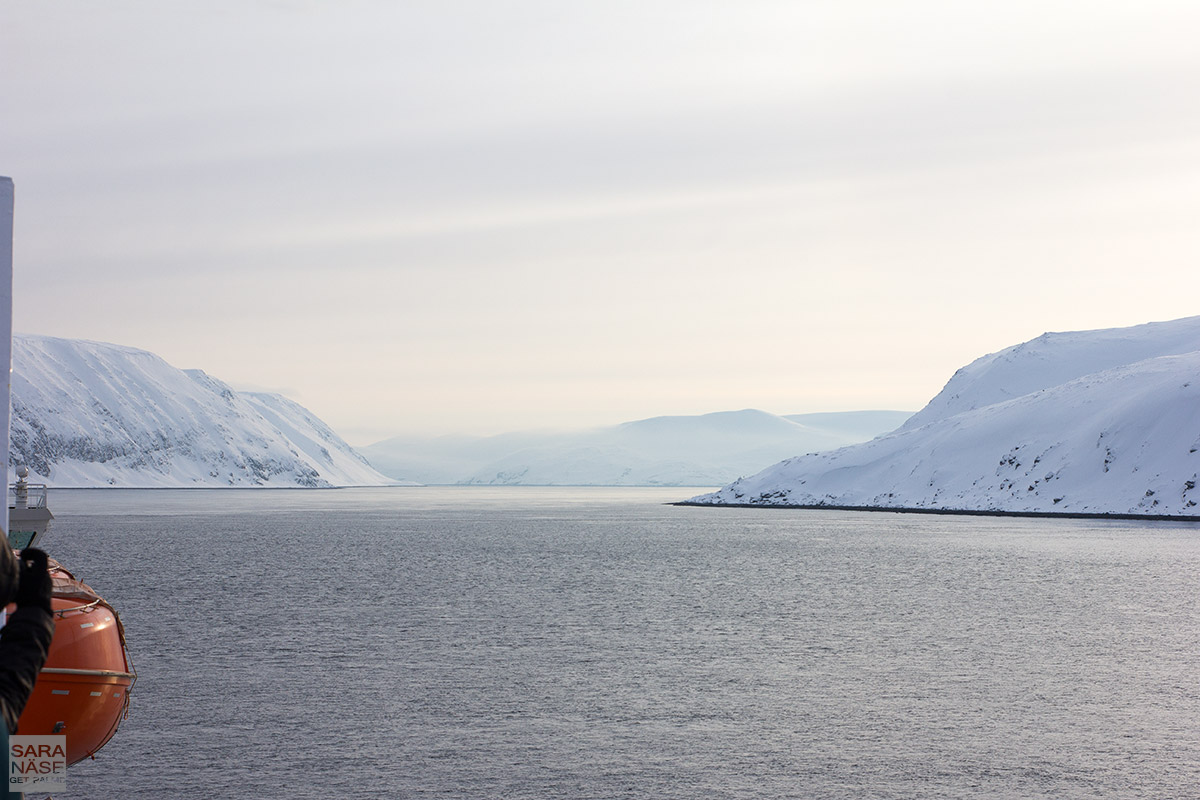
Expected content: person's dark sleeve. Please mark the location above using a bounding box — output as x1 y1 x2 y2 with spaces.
0 607 54 734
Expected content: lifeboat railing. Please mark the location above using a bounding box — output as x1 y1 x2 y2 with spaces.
8 481 48 510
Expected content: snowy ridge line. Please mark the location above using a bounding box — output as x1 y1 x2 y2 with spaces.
687 316 1200 516
362 408 912 486
672 501 1200 523
10 333 396 488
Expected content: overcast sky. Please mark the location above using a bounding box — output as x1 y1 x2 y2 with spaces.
4 1 1200 444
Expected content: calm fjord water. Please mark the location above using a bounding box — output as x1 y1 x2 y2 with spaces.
41 487 1200 799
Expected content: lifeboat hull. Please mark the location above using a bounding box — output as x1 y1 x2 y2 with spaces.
16 566 135 766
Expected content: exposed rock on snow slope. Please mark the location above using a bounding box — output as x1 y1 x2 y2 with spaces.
10 334 393 488
688 317 1200 516
362 409 912 486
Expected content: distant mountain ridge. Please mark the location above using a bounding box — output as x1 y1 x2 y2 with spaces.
688 316 1200 516
10 334 393 488
362 409 912 486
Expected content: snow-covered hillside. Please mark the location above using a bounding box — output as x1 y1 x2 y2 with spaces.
689 317 1200 517
10 334 394 488
362 409 912 486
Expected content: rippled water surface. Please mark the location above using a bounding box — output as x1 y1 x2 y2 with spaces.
37 487 1200 798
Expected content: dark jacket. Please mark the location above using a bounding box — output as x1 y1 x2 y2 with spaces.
0 606 54 734
0 543 54 734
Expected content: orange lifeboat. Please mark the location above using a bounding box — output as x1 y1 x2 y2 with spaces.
15 559 136 766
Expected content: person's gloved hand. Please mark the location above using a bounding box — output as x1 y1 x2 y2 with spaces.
15 548 52 615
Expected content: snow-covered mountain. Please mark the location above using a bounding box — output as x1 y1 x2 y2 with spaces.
362 409 912 486
10 334 394 488
688 317 1200 516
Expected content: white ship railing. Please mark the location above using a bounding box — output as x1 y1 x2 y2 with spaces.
8 482 48 510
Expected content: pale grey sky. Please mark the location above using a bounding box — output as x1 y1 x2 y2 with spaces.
4 1 1200 444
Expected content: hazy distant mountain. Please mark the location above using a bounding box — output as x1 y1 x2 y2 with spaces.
10 334 394 488
362 409 912 486
689 317 1200 516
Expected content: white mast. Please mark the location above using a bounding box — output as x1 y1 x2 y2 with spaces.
0 177 12 542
